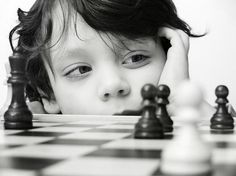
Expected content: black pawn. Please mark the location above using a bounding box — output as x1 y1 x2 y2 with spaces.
210 85 234 130
4 50 33 129
156 85 173 132
134 84 164 139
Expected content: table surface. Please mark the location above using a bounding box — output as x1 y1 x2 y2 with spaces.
0 114 236 176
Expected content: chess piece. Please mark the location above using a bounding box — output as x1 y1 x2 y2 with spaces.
156 84 173 132
134 84 164 139
210 85 234 131
161 81 212 175
4 49 33 129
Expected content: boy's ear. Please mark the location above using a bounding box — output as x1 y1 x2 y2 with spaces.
41 98 61 114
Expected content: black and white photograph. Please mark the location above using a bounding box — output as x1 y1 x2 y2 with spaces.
0 0 236 175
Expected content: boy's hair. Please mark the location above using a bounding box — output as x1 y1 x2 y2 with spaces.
9 0 198 102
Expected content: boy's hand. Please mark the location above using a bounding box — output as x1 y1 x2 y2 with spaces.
227 104 236 117
27 101 46 114
158 27 190 116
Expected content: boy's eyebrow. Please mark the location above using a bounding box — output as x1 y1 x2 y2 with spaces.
59 47 89 59
52 47 89 66
65 47 89 57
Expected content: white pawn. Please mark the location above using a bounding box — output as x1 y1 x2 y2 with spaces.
161 81 212 175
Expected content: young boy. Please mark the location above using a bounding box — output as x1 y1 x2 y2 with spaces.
9 0 215 116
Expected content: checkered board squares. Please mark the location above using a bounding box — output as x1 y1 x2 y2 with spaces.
0 144 97 159
102 138 169 150
43 157 160 176
0 169 36 176
0 135 54 145
0 115 236 176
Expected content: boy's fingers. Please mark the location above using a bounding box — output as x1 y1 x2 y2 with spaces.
158 27 190 116
158 27 189 87
176 29 190 52
158 27 182 48
227 104 236 117
27 101 46 114
159 27 189 52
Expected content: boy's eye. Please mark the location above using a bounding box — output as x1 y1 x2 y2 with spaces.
122 54 151 68
63 65 92 78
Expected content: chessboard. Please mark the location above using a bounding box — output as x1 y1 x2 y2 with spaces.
0 114 236 176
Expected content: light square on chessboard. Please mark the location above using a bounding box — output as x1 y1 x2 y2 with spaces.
85 127 134 133
66 120 119 125
198 125 212 131
101 138 169 150
0 136 53 145
42 157 160 176
83 122 135 133
33 121 66 128
202 133 236 142
0 169 36 176
29 126 90 133
34 114 140 123
0 129 23 135
0 144 97 159
213 148 236 164
96 124 135 129
60 123 105 128
60 131 131 140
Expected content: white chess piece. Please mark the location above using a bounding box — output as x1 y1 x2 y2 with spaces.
161 81 212 175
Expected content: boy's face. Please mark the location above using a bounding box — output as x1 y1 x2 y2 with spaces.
44 6 166 115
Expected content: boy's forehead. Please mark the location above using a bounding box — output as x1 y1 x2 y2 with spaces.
50 1 155 49
51 1 96 45
48 1 157 64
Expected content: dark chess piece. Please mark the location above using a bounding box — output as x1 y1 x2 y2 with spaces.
156 84 173 132
134 84 164 139
4 49 33 129
210 85 234 131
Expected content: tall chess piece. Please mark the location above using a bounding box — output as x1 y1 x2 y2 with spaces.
156 84 173 132
134 84 164 139
161 81 212 176
210 85 234 131
4 49 33 129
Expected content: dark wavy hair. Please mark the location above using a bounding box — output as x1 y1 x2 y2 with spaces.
9 0 200 102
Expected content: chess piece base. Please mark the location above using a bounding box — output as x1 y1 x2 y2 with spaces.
4 121 33 129
134 118 164 139
163 125 173 132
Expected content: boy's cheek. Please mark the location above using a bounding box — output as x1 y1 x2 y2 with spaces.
50 61 164 114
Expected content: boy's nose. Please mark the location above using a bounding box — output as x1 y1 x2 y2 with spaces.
98 78 131 101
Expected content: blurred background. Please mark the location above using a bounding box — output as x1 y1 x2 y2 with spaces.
0 0 236 112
